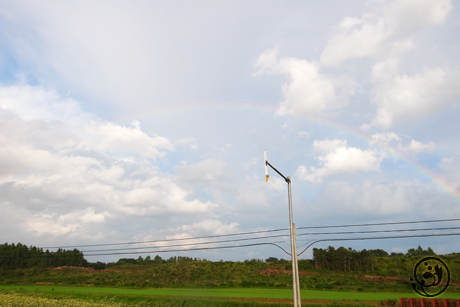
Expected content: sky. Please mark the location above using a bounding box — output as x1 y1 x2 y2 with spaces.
0 0 459 263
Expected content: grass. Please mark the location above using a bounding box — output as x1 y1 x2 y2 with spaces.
0 286 385 307
1 254 459 305
2 255 459 293
1 285 459 300
0 292 123 307
0 292 382 307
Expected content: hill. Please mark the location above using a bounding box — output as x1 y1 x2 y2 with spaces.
1 243 459 293
1 255 459 293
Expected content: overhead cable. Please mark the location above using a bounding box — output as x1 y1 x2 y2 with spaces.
296 226 460 237
84 232 460 258
80 226 460 254
40 217 460 250
296 218 460 230
296 232 460 256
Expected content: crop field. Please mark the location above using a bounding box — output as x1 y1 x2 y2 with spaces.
0 292 123 307
1 285 459 307
2 285 460 299
1 252 459 305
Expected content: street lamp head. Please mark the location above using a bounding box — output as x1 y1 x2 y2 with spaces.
264 150 269 182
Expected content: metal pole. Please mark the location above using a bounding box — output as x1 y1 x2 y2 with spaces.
264 151 301 307
287 177 301 307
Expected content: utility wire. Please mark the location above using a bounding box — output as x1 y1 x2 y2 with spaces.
40 228 290 249
40 217 460 250
81 234 291 254
84 232 460 258
83 242 292 257
296 232 460 256
79 226 460 254
296 226 460 237
2 232 458 260
296 218 460 230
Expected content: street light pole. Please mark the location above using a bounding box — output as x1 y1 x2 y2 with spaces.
265 150 301 307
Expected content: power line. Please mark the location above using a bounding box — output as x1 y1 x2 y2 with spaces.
81 234 291 254
40 228 290 249
2 232 458 260
40 217 460 250
83 232 460 258
296 226 460 237
296 232 460 256
79 226 460 254
83 242 291 257
296 218 460 230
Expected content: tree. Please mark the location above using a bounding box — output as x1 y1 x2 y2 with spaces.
313 246 374 272
0 242 88 269
265 257 278 263
153 255 164 264
369 249 389 257
406 245 436 257
117 258 137 265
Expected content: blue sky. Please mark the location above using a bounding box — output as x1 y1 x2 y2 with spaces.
1 0 459 262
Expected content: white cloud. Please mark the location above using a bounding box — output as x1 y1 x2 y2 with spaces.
175 159 231 183
387 0 453 36
254 48 354 118
321 14 389 66
0 84 217 241
296 131 312 138
402 140 435 154
179 219 240 236
79 208 108 223
266 176 286 191
439 155 460 190
362 59 460 129
77 121 173 163
235 178 269 209
371 132 435 154
296 139 384 183
321 0 452 66
370 132 401 146
175 138 198 150
311 179 459 220
26 216 80 236
0 84 93 126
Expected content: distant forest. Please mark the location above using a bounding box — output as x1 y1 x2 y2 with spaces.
0 243 87 270
311 245 435 272
0 242 436 272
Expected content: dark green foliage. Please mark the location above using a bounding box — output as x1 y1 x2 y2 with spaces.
0 243 87 270
369 249 389 257
312 246 374 272
115 255 198 266
116 258 138 265
88 261 106 270
265 257 279 263
1 242 457 294
405 245 436 257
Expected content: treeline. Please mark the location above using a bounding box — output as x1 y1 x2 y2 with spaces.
1 241 437 273
0 243 87 270
312 245 436 272
116 255 199 266
0 243 204 271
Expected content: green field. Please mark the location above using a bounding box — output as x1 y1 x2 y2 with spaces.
1 285 459 300
1 249 459 305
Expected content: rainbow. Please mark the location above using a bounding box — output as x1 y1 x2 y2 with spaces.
120 103 460 204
